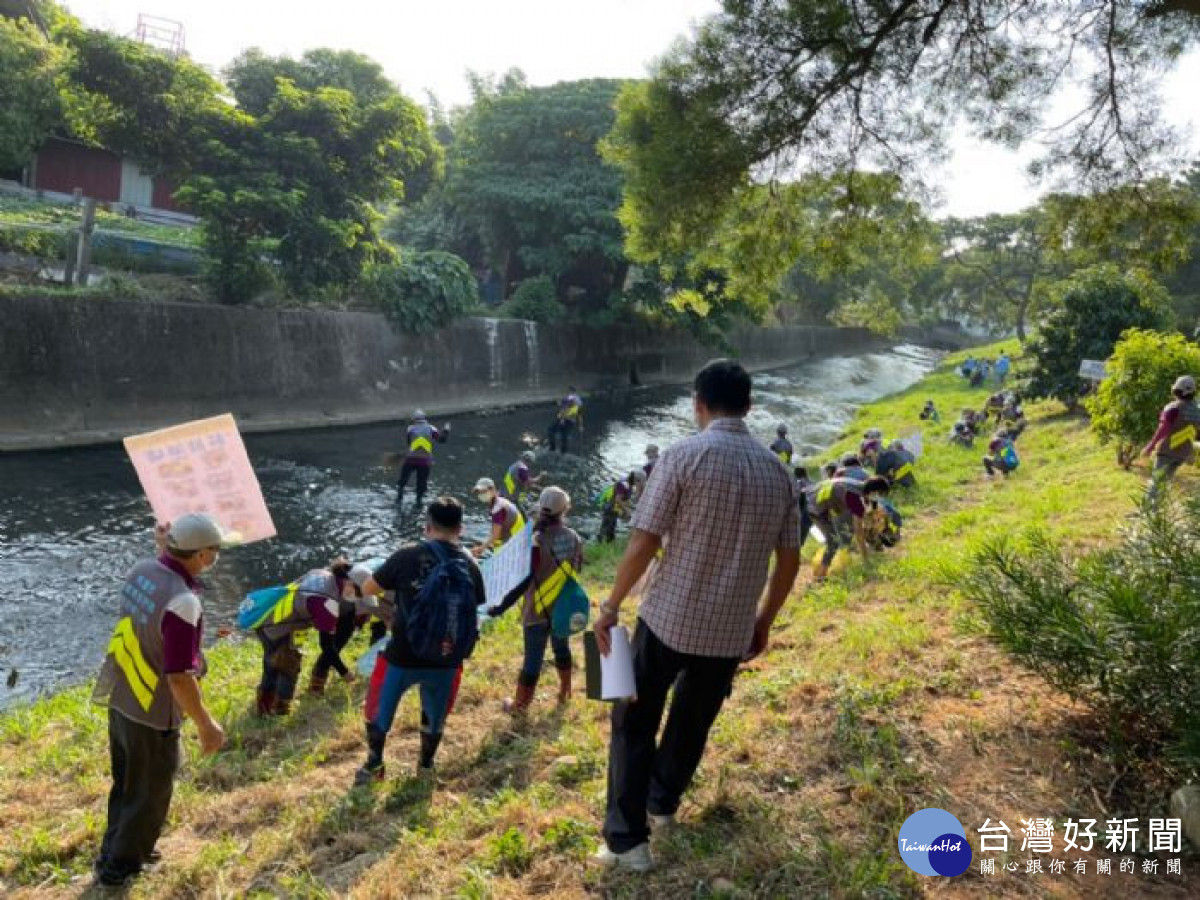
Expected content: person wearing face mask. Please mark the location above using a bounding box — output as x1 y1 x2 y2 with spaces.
91 514 233 888
471 477 526 557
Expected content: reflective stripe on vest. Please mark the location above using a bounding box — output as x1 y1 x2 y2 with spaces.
532 560 578 617
409 436 434 454
894 462 913 482
504 510 526 542
107 616 159 712
1169 424 1196 450
817 481 834 505
272 582 301 625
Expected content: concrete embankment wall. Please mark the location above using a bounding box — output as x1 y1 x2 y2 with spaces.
0 294 944 451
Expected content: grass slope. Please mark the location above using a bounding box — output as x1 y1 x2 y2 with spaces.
2 343 1197 899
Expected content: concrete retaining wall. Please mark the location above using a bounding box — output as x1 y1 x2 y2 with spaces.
0 294 902 450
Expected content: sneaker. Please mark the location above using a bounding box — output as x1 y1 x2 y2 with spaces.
353 763 385 787
648 812 676 831
592 842 654 872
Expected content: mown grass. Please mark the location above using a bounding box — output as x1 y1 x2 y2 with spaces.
2 340 1197 898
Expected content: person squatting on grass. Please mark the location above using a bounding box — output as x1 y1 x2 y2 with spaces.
355 497 485 784
804 475 891 579
91 514 230 888
591 359 802 873
489 486 584 713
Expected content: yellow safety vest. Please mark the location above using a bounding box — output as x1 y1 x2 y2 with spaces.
532 559 578 617
107 616 159 713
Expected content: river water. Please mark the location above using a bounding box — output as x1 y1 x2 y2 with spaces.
0 344 939 707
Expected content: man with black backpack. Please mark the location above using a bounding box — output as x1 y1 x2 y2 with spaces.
353 497 485 785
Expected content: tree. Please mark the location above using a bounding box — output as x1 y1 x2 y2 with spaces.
1026 265 1172 409
941 209 1061 341
444 77 629 312
0 15 62 173
363 251 478 334
605 1 1200 296
1085 328 1200 466
61 32 439 302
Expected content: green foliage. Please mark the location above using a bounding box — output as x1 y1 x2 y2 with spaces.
502 275 560 323
442 77 629 314
364 250 477 334
1085 329 1200 466
1026 265 1171 409
484 826 532 876
0 223 67 258
57 23 224 168
961 496 1200 768
0 16 63 172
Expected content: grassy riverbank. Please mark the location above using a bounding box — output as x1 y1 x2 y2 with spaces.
2 342 1197 898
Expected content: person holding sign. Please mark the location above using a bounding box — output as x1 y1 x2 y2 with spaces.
471 478 526 557
591 360 802 873
489 487 586 712
91 514 232 888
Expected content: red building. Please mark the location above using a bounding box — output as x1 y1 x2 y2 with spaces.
26 137 188 216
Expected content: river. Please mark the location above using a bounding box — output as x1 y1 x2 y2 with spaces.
0 344 940 707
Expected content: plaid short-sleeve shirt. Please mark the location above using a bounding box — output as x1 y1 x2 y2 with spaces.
632 416 800 658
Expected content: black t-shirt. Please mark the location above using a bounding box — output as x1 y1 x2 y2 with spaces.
374 540 486 669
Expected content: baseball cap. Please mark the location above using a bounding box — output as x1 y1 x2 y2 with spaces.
1173 375 1196 394
520 450 536 463
537 486 570 516
776 423 788 435
166 513 237 551
473 477 496 493
645 444 659 456
413 409 427 419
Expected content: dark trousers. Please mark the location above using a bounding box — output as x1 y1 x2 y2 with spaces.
258 632 300 701
98 709 180 881
397 462 431 503
603 620 739 853
547 419 575 453
313 609 357 679
519 622 572 687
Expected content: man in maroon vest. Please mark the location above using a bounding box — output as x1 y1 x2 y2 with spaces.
92 514 230 887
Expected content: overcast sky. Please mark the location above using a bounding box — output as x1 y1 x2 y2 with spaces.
62 0 1200 219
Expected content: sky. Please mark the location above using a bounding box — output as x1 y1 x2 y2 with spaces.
62 0 1200 219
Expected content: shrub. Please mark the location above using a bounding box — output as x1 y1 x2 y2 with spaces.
1025 265 1171 410
1085 329 1200 468
503 275 562 323
485 826 533 876
364 250 477 334
960 496 1200 770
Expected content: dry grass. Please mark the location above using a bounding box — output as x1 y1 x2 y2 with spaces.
2 342 1198 898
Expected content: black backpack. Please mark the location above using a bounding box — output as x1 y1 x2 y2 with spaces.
405 541 479 665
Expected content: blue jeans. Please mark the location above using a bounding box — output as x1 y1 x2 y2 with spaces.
369 660 459 737
520 622 572 687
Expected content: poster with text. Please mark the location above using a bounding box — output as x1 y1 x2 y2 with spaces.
124 413 276 544
481 522 533 608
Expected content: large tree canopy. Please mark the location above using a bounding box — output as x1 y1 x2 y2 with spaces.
607 0 1200 286
0 15 62 173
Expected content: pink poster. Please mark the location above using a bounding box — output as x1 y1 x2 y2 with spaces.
123 413 276 544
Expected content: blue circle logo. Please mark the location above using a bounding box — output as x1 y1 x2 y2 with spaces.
898 808 972 877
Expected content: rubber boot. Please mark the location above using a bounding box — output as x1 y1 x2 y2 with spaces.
502 681 536 714
418 731 443 770
255 688 275 717
812 561 829 582
555 664 572 705
272 695 292 716
354 724 387 785
308 669 328 696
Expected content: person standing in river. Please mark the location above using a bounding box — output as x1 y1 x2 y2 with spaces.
91 514 230 888
397 410 450 506
591 359 802 872
547 387 584 453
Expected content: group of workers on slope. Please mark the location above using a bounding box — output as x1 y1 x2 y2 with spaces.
960 352 1011 388
770 422 914 582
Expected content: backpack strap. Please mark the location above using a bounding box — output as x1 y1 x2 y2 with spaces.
423 540 449 565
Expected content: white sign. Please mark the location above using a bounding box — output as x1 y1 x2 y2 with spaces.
481 522 533 608
124 413 276 544
1079 359 1108 381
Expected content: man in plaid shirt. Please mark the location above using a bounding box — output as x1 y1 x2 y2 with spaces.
592 359 802 872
